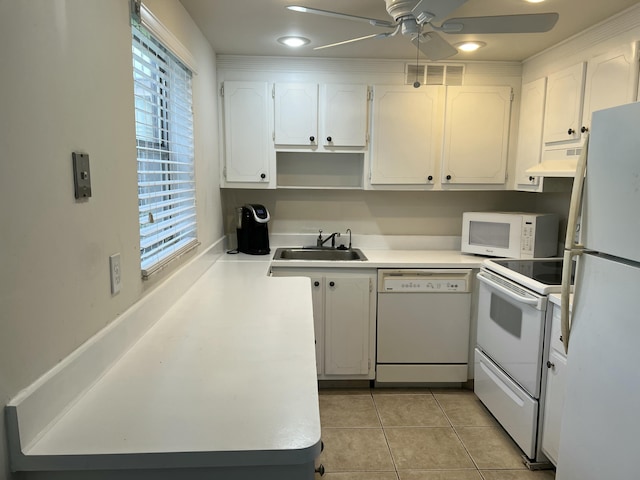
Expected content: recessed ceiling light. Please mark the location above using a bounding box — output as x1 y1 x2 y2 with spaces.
525 0 545 3
277 36 311 48
455 41 486 53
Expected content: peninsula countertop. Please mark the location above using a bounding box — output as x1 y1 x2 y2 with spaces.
18 259 321 474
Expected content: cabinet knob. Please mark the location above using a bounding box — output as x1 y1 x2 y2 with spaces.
546 360 555 369
581 126 589 133
326 136 332 142
446 175 452 181
529 176 535 182
309 136 315 142
314 281 320 287
315 464 325 476
427 175 433 182
260 173 266 179
329 281 335 287
568 128 575 135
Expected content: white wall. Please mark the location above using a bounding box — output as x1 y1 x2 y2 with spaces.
0 1 221 479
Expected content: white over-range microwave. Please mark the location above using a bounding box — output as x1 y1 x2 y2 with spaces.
461 212 559 259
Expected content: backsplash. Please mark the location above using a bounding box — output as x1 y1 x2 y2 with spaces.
222 189 572 239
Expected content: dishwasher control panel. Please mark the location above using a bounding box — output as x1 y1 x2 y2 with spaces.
378 269 472 293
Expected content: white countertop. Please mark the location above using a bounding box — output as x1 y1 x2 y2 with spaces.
266 249 482 270
23 260 320 469
15 244 482 473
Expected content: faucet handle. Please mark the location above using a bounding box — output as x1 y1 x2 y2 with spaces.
318 229 323 238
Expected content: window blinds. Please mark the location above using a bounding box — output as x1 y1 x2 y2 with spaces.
132 24 197 278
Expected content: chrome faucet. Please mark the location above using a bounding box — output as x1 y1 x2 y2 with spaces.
317 229 341 248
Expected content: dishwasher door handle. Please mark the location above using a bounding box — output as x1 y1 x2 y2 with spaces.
477 272 540 307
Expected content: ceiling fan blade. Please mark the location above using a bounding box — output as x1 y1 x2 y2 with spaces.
441 13 559 34
412 0 468 24
412 31 458 61
286 5 395 28
314 33 386 51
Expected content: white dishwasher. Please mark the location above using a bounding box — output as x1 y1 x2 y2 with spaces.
376 269 472 383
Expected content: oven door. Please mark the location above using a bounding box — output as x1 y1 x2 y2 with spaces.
476 270 547 398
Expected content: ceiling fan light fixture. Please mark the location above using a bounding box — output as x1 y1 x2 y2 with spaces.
455 41 486 52
277 36 311 48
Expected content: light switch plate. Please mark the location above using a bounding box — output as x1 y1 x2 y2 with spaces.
72 152 92 199
109 253 121 295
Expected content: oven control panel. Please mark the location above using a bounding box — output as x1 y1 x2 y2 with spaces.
378 269 472 293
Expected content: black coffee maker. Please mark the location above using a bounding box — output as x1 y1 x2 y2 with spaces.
236 204 270 255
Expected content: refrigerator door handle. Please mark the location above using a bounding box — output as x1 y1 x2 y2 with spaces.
561 134 590 354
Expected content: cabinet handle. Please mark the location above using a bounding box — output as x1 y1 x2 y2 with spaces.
546 360 555 369
326 136 332 142
446 175 452 181
309 136 315 142
329 281 335 287
427 175 433 181
314 281 320 287
260 173 266 179
581 126 589 133
568 128 575 135
559 335 563 342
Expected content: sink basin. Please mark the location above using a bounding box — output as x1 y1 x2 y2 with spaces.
273 247 367 261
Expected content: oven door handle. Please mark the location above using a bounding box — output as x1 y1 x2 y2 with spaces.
477 272 540 306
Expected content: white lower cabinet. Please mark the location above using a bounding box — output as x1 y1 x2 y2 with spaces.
541 300 569 466
271 268 376 380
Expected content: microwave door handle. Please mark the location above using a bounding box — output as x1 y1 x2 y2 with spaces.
477 272 539 306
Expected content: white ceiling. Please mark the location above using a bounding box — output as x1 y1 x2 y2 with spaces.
178 0 639 62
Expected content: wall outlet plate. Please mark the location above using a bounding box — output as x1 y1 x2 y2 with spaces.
72 152 92 199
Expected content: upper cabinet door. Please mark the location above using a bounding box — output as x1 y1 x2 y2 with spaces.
321 84 369 147
274 83 318 145
370 85 445 185
222 81 272 184
543 62 586 144
442 86 512 185
515 77 547 187
582 42 640 133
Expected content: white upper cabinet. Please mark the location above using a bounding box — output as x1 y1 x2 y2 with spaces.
274 83 369 149
321 84 369 147
274 83 318 146
581 43 639 133
370 85 445 185
515 78 547 188
542 43 639 146
442 86 512 185
543 62 586 144
221 81 273 186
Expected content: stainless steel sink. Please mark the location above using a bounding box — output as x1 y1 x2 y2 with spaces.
273 247 367 261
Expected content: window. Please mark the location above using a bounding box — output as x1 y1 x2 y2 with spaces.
132 23 197 278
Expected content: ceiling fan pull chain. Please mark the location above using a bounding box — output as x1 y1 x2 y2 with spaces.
414 27 421 88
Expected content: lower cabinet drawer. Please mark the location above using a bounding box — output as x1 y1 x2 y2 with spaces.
474 348 538 459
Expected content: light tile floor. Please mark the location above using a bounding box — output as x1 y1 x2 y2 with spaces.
315 388 555 480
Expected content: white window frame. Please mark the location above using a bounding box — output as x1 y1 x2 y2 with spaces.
132 21 197 279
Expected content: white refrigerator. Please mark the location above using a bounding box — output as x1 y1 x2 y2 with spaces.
557 102 640 479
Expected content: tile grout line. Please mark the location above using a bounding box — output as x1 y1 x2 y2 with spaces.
432 392 485 476
370 389 401 480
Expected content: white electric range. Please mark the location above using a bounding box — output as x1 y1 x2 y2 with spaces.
474 257 573 468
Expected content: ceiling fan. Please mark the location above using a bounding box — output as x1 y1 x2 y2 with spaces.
286 0 559 61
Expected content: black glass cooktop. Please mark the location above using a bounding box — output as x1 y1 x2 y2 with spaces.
492 258 574 286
